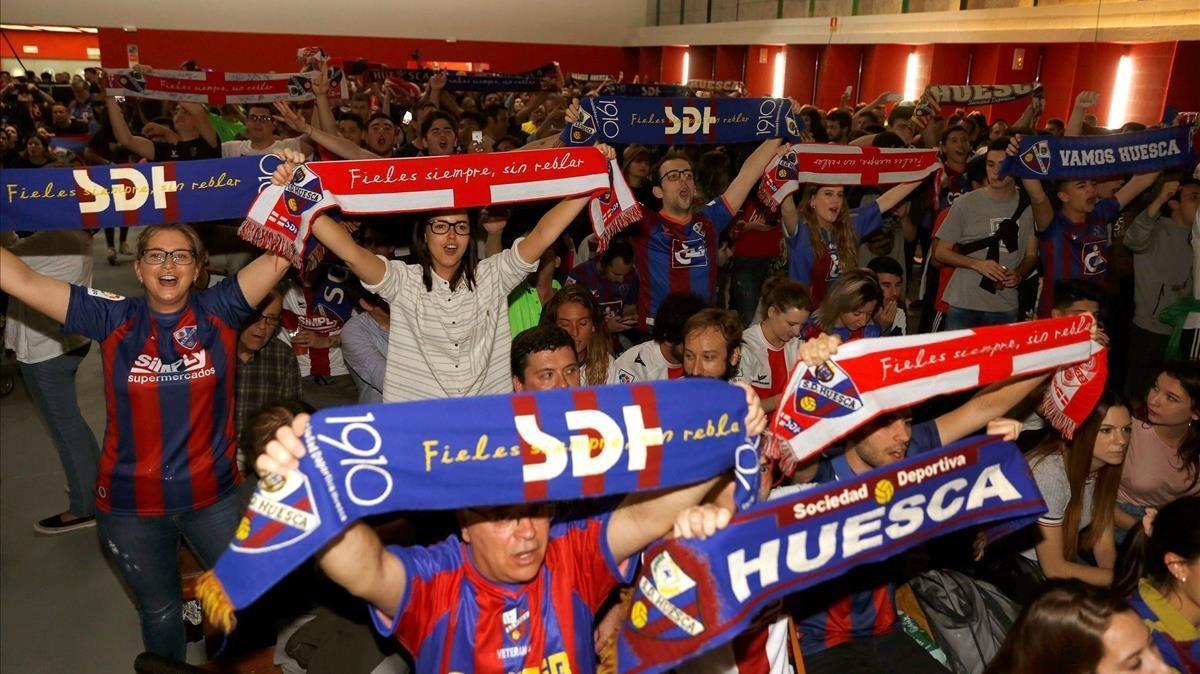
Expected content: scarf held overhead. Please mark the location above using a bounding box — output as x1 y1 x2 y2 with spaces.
1004 125 1197 180
105 68 347 104
915 83 1042 117
773 315 1103 463
200 379 757 617
601 83 696 98
363 63 559 92
615 435 1047 674
0 155 282 232
238 148 641 268
561 97 805 147
757 145 942 208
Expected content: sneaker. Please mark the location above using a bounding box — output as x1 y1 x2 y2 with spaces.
107 247 118 266
119 242 132 255
34 513 96 535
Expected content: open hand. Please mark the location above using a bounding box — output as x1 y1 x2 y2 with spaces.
273 100 309 134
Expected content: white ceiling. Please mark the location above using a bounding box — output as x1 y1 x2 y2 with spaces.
0 0 649 46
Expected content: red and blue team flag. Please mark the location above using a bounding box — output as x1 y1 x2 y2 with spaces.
772 315 1104 463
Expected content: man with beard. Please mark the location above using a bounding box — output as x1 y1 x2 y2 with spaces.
681 308 743 381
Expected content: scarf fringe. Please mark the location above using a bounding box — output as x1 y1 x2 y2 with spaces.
1038 396 1079 439
238 218 304 270
596 203 644 255
196 570 238 634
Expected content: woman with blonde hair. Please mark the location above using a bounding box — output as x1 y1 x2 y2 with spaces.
799 268 883 342
541 284 613 386
781 180 922 305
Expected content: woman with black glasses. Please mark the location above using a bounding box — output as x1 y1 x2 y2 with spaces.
270 147 616 401
0 223 289 659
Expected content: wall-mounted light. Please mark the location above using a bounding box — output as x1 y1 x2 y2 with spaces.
903 51 920 102
681 50 690 86
1107 54 1133 128
772 49 787 99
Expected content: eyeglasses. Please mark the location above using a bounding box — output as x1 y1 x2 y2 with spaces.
140 248 196 266
660 169 695 183
427 220 471 236
255 313 281 327
246 114 274 123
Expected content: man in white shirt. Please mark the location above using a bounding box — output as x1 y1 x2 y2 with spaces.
2 230 101 534
221 103 312 158
609 293 706 384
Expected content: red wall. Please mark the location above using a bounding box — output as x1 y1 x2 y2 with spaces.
1164 41 1200 114
688 46 716 81
96 27 636 81
715 45 744 82
1 29 99 61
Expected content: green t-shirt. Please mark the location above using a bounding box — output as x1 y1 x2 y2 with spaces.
507 280 560 337
209 113 246 143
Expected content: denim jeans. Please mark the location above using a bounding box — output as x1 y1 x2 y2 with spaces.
729 257 773 327
97 491 242 659
19 343 101 517
944 306 1018 331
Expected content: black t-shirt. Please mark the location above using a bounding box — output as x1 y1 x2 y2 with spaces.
53 119 91 135
152 137 220 161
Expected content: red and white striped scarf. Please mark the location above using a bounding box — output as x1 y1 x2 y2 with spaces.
239 148 641 268
772 316 1105 463
757 144 941 209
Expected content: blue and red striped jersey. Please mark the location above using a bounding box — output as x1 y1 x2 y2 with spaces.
64 278 252 515
785 201 883 306
631 198 734 330
567 258 639 321
790 420 942 653
374 514 632 673
1037 197 1119 316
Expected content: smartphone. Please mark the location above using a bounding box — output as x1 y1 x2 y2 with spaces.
884 93 904 103
843 85 853 97
471 130 483 144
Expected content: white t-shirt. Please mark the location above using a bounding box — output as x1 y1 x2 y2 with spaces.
608 339 682 384
220 137 304 158
3 231 92 364
738 323 800 397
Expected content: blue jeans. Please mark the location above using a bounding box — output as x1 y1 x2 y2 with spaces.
19 343 101 517
97 491 241 659
729 257 773 327
944 306 1018 331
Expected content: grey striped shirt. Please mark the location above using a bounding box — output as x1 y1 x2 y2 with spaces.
364 242 537 402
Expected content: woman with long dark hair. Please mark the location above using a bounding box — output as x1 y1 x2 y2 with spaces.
271 146 616 401
985 582 1171 674
1113 496 1200 672
1018 391 1131 588
1116 361 1200 533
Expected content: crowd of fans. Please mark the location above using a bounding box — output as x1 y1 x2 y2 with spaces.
1 57 1197 674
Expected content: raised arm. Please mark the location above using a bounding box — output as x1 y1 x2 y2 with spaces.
1007 135 1054 229
0 246 72 324
606 382 767 563
256 414 408 617
270 151 387 283
104 95 155 160
934 372 1049 445
513 144 616 262
180 101 218 147
722 138 785 213
779 193 800 238
235 252 292 307
1123 179 1178 252
872 180 923 215
1065 91 1098 137
274 101 378 160
1113 172 1160 211
311 66 338 133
